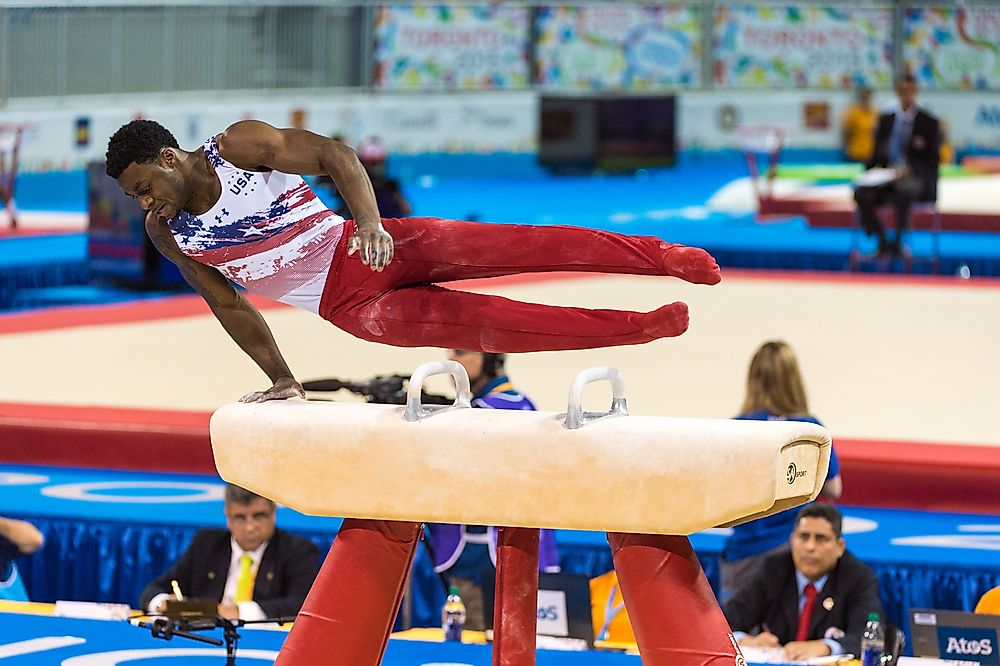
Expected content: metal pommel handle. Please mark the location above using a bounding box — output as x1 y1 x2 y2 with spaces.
564 366 629 430
404 361 473 422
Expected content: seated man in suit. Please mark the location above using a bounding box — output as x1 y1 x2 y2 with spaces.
141 484 320 620
854 73 940 257
724 503 882 661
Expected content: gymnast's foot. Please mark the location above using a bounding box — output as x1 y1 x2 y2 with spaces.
641 301 689 339
661 244 721 285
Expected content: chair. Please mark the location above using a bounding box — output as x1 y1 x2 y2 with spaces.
975 585 1000 614
848 200 941 274
883 619 906 665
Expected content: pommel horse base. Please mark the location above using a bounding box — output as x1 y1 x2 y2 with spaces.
211 363 831 665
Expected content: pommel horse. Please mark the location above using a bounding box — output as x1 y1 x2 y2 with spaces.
210 362 831 666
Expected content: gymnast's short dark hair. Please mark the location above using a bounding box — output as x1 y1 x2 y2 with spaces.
105 119 179 179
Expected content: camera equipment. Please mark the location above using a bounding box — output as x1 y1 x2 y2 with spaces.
301 374 451 406
133 613 296 665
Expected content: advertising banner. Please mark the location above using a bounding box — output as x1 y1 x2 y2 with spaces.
373 4 530 90
904 7 1000 91
713 5 893 88
535 5 701 89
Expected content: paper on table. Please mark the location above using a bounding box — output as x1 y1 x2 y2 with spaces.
54 600 132 620
738 646 857 665
854 168 897 187
737 646 787 663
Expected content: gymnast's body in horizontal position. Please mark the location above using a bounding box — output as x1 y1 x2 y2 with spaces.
106 119 721 402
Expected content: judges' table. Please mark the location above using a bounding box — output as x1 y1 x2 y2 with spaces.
2 464 999 638
0 607 643 666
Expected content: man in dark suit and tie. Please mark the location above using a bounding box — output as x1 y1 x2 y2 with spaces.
724 503 882 661
854 73 940 257
141 484 320 620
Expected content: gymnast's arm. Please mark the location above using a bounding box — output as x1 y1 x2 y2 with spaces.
145 215 305 403
217 119 394 271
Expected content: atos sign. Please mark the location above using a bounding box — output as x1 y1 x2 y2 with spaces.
938 627 999 664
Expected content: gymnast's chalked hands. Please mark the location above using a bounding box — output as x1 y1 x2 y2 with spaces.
240 376 306 403
348 221 394 271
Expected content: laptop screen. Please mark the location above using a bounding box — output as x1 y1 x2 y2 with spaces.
910 609 1000 664
484 572 594 646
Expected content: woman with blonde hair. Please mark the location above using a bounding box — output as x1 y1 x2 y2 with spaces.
719 341 843 601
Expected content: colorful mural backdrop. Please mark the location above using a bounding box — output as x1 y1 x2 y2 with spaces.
713 5 893 88
534 5 701 89
373 4 530 90
904 7 1000 90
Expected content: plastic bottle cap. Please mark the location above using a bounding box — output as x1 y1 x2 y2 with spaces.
448 586 460 596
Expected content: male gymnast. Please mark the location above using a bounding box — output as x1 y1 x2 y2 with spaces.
107 119 721 402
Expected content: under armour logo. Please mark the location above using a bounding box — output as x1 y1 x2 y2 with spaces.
214 208 230 224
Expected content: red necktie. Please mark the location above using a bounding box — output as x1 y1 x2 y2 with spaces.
796 583 818 642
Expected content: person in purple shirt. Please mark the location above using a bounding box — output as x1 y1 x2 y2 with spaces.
720 341 842 603
424 351 559 630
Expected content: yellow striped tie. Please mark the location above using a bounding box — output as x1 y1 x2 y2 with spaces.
234 555 254 602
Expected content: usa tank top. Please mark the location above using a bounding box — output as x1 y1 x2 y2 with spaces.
167 136 345 313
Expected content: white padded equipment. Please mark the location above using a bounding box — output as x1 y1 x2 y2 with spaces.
210 363 831 535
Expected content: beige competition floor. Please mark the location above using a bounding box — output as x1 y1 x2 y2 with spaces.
1 270 997 447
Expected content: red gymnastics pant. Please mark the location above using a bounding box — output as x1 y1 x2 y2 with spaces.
318 217 720 352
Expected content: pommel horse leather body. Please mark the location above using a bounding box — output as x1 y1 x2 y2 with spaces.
209 364 831 666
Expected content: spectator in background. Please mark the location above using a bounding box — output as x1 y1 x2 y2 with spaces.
354 136 411 219
141 484 319 620
725 504 882 660
425 351 559 630
854 74 940 257
841 86 877 163
938 120 955 167
0 516 44 601
321 135 412 220
720 341 842 603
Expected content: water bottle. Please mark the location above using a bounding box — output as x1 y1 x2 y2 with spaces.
860 611 885 666
441 585 466 642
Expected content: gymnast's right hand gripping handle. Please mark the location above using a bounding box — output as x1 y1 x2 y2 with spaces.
564 366 629 430
403 360 473 422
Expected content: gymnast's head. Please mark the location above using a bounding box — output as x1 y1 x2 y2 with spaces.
740 340 808 419
106 119 189 223
223 484 277 553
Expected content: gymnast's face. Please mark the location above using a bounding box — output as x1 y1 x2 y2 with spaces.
117 148 188 223
790 516 845 581
225 498 277 552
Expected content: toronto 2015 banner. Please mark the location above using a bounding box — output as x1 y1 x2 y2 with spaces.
903 7 1000 91
713 5 893 89
374 4 530 90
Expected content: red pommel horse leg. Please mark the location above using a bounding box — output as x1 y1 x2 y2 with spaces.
609 532 745 666
276 520 543 666
276 518 422 666
276 520 741 666
493 526 541 666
